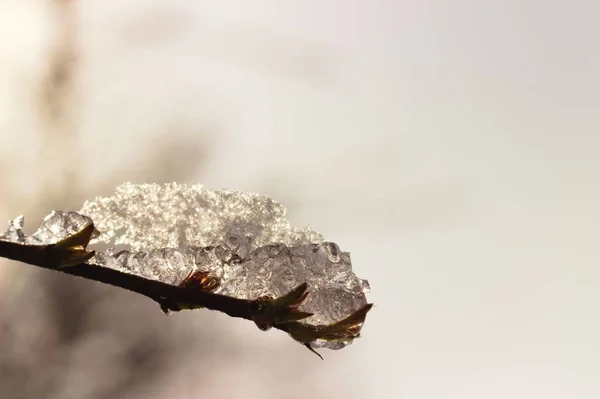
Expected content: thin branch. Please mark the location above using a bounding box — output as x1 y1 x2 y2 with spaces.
0 226 281 321
0 223 372 358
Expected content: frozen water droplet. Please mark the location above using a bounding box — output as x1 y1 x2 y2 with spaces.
115 251 142 274
319 242 342 263
254 321 272 331
92 251 124 271
360 279 371 294
1 211 94 246
12 215 24 230
28 211 94 245
0 216 26 243
311 339 353 350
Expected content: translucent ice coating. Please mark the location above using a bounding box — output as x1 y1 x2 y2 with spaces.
80 184 369 328
1 183 370 347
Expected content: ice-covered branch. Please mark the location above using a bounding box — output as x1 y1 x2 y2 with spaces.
0 183 372 358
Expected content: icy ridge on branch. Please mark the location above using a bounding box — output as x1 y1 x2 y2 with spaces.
1 183 370 350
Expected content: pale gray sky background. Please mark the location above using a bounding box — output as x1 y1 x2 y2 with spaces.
0 1 599 398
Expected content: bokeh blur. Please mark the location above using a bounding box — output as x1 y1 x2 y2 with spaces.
1 1 599 398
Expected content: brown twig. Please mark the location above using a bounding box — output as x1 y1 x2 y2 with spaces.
0 223 372 358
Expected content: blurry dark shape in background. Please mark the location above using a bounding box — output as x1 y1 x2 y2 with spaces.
0 2 335 398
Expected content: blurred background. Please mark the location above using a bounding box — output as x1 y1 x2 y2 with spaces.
0 1 599 398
